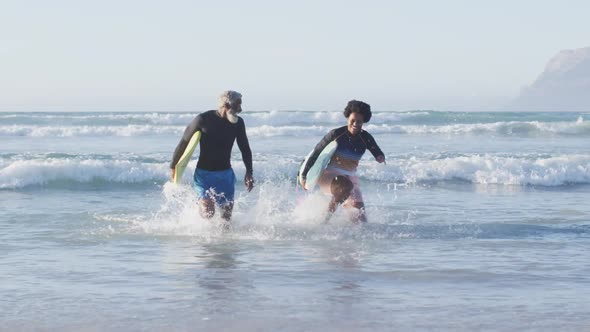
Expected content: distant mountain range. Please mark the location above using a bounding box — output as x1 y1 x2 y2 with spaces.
513 46 590 111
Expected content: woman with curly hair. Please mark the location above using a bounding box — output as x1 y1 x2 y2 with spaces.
300 100 385 223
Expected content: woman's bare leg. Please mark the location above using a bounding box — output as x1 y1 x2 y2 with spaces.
352 202 367 223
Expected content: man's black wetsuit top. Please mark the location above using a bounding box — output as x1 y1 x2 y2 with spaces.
170 110 253 175
300 126 383 179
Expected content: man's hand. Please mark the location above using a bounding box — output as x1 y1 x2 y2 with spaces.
245 173 254 192
376 155 386 164
171 168 176 181
300 178 307 191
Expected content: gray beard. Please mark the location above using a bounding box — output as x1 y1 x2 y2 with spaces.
226 109 239 124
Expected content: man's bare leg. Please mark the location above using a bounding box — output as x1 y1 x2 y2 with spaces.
199 198 215 219
220 202 234 230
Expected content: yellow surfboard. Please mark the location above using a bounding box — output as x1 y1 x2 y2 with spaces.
173 131 201 184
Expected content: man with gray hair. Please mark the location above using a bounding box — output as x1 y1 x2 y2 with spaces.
170 90 254 228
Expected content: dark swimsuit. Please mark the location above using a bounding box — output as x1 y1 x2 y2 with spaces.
171 110 253 204
171 110 253 174
301 126 383 179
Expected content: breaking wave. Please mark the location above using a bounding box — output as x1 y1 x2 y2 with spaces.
1 118 588 137
2 153 589 189
1 111 586 137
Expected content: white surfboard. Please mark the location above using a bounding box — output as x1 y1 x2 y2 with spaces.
173 131 201 184
298 140 338 190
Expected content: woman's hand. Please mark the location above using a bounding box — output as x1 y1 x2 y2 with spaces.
376 155 386 164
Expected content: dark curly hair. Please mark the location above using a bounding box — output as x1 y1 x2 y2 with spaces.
343 100 371 123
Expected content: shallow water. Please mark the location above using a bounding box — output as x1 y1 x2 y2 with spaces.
1 111 590 331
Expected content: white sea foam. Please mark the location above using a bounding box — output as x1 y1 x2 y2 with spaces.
243 110 416 126
0 112 196 124
0 159 167 189
0 124 181 137
357 154 590 186
95 178 588 241
246 125 330 137
1 117 587 137
2 154 589 189
0 111 422 126
125 180 354 239
364 119 590 136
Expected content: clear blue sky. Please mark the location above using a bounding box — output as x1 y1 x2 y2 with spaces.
1 0 589 111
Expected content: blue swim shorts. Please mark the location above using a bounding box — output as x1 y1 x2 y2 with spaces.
193 168 236 205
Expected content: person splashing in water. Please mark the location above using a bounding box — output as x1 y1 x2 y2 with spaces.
170 90 254 229
300 100 385 223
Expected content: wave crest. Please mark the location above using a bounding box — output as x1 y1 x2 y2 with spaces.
1 119 588 137
1 154 589 189
0 159 165 189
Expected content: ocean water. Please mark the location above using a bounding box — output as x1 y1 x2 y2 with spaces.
1 110 590 331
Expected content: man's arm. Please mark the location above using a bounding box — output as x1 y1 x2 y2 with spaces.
170 115 202 171
236 118 254 191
